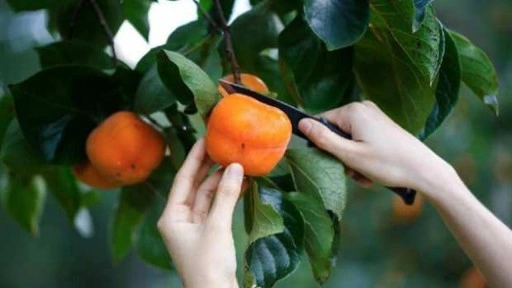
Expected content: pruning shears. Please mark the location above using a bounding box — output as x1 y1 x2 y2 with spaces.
219 80 417 205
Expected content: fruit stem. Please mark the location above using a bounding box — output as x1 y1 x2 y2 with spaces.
213 0 241 84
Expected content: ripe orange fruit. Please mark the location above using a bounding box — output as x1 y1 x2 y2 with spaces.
392 194 424 224
205 93 291 176
218 73 269 97
72 162 120 189
460 266 487 288
86 111 166 186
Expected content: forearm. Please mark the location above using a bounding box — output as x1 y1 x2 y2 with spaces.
419 164 512 288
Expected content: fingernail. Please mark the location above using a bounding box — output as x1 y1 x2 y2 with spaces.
298 119 312 133
227 163 243 178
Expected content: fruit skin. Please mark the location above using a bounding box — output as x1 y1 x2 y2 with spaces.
86 111 166 186
218 73 269 97
205 93 292 176
72 162 121 189
392 194 424 224
460 266 487 288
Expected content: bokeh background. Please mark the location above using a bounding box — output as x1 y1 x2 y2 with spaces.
1 0 511 287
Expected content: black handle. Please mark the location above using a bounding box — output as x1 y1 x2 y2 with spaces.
310 117 417 206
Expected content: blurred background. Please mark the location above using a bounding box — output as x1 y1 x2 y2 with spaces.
0 0 511 287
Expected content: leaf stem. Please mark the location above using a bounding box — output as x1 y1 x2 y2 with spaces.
213 0 241 83
87 0 118 65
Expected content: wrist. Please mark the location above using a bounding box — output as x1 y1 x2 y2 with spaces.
414 157 459 202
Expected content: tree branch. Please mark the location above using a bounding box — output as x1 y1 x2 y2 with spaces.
87 0 117 64
213 0 241 83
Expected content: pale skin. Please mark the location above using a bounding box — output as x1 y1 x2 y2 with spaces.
158 101 512 288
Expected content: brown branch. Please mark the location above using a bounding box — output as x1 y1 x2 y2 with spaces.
191 0 219 32
67 0 86 38
213 0 241 83
87 0 117 64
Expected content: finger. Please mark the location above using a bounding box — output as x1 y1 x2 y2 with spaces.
167 138 208 207
299 118 362 165
192 169 223 223
320 105 356 135
208 163 244 230
193 156 215 188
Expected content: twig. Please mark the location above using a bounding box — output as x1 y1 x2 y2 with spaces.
68 0 86 38
87 0 118 64
213 0 241 83
191 0 219 31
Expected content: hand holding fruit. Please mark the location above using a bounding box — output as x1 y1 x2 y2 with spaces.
158 139 246 288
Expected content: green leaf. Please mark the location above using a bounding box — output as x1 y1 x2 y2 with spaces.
41 167 82 221
0 94 15 147
164 105 197 152
36 40 115 70
287 192 335 284
134 65 176 115
285 148 346 219
244 178 303 288
9 65 128 164
279 15 354 113
0 120 46 174
123 0 151 40
3 173 46 236
419 27 461 140
304 0 369 50
245 181 284 243
449 30 499 114
371 6 443 83
111 185 155 263
167 20 209 53
354 24 437 133
157 50 219 117
413 0 434 32
370 0 414 33
136 197 173 270
229 2 283 71
250 0 301 15
52 0 124 46
144 156 176 197
165 19 222 80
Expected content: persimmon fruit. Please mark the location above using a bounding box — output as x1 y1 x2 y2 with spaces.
205 93 292 176
460 266 487 288
218 73 269 97
85 111 166 186
72 162 120 189
392 194 424 224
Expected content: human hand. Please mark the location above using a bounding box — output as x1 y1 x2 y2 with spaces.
299 101 452 193
158 138 245 288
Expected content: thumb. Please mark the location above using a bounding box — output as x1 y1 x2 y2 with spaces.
208 163 244 229
298 118 360 164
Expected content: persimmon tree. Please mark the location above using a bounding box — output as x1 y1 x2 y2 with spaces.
0 0 499 287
